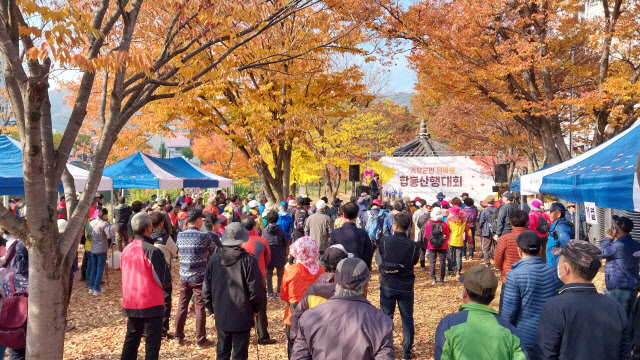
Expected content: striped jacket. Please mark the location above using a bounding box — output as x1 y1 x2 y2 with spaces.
176 227 214 282
501 256 562 351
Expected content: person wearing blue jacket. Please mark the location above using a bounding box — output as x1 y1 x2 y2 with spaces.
546 203 573 268
276 202 294 241
601 216 640 316
501 231 562 355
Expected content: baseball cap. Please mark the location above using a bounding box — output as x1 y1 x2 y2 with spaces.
316 200 327 210
371 199 382 207
459 265 499 296
288 199 297 207
248 200 260 208
551 240 602 268
548 202 566 213
221 222 250 246
335 258 370 290
413 197 421 203
321 244 353 269
502 192 514 200
516 231 541 253
157 198 167 206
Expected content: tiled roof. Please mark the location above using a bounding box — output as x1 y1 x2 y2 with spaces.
391 119 452 157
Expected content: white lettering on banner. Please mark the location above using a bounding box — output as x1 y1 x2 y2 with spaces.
380 156 496 201
584 202 598 225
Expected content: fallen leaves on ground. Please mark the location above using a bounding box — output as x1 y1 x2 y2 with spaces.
64 250 606 359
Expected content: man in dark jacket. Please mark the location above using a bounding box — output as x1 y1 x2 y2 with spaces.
330 202 374 268
289 244 351 340
292 197 309 240
291 257 395 360
501 231 562 355
114 196 132 251
601 216 640 315
203 222 265 360
378 212 419 360
370 174 380 200
495 192 518 239
535 240 631 360
478 199 498 267
120 213 167 360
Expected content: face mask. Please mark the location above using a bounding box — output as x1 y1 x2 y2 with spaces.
557 263 567 281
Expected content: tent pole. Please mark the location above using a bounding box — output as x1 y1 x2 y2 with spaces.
3 195 7 208
520 194 524 210
575 203 581 241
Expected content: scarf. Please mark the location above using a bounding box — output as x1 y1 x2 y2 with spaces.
289 236 320 275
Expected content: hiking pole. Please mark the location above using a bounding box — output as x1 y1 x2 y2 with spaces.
254 315 260 360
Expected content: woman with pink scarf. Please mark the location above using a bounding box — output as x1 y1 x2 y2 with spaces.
280 236 324 358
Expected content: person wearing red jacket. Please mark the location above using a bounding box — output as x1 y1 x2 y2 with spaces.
425 207 451 284
240 214 275 345
120 213 167 360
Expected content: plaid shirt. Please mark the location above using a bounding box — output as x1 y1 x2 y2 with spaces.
176 227 214 282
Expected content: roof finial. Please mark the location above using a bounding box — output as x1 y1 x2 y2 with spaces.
419 118 427 136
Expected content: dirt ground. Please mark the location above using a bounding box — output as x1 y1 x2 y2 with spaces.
63 249 606 359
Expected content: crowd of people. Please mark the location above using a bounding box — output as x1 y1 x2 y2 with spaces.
1 187 640 360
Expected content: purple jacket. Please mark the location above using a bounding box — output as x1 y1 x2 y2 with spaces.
291 296 394 360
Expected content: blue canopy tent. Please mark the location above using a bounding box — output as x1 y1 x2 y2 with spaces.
103 152 231 189
0 135 113 195
521 120 640 212
510 164 551 193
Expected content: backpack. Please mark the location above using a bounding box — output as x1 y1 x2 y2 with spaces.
536 215 550 234
177 218 187 232
365 211 384 241
428 222 446 248
551 221 574 240
0 274 28 349
488 210 499 233
294 209 308 232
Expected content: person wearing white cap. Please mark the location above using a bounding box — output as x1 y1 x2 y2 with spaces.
304 200 332 254
247 200 264 234
424 207 451 284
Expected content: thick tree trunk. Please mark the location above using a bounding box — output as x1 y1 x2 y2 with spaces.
28 234 72 360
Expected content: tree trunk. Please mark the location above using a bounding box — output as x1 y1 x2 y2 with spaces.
28 238 72 360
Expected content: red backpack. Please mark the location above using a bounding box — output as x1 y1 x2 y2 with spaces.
0 274 28 349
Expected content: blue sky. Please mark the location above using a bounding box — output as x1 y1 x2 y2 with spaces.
386 52 417 93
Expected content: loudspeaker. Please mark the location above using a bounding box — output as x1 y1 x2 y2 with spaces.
494 164 508 183
349 164 360 182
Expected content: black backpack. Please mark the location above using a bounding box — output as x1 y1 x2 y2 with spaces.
536 215 550 234
294 209 308 232
488 210 499 233
428 222 446 248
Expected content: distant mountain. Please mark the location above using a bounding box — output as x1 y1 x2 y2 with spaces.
49 90 71 132
381 92 413 110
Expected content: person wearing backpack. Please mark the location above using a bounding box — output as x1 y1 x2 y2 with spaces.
377 211 419 360
0 241 28 360
528 200 551 264
478 199 499 267
425 207 451 284
547 203 574 268
292 197 309 241
364 199 386 250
